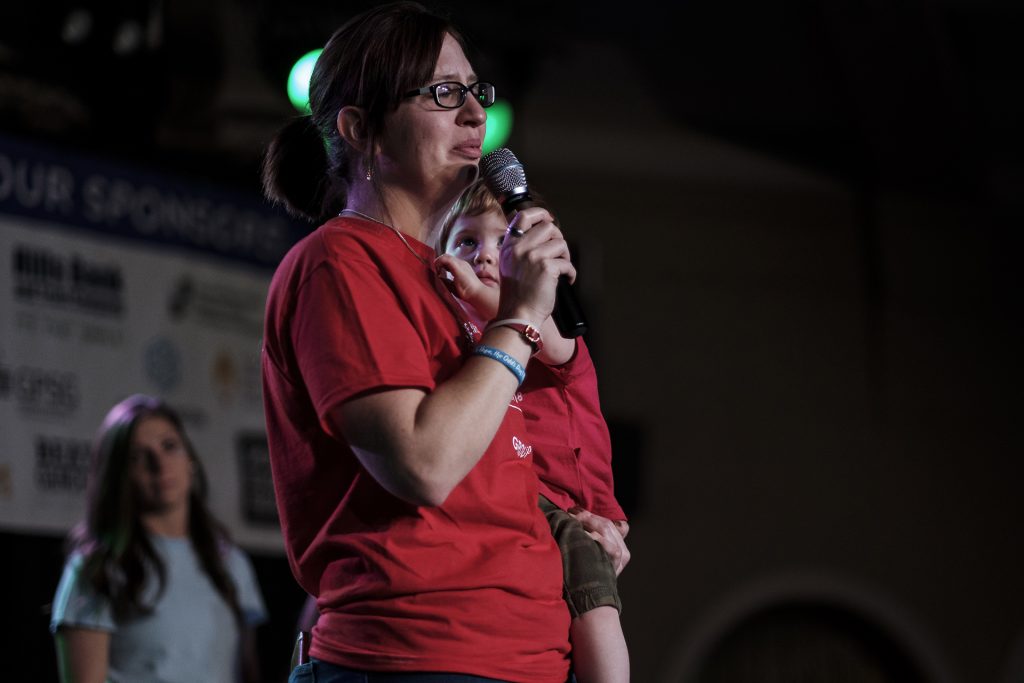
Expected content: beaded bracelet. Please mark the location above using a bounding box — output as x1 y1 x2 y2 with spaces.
472 344 526 386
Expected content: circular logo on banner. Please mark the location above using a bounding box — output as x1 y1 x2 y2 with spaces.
144 337 182 393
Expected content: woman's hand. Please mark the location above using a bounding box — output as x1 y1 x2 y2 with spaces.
498 207 576 326
568 508 631 576
436 247 575 366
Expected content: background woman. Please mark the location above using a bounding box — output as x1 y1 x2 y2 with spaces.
50 394 267 683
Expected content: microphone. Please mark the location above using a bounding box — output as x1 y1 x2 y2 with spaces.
479 148 588 338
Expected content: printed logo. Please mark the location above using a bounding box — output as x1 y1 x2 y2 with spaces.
0 361 79 416
210 349 262 408
512 435 533 459
462 320 481 343
34 435 91 493
167 276 265 337
12 244 124 315
211 350 238 403
236 433 279 525
143 337 181 393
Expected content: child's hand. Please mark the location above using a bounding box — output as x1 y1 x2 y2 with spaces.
568 507 631 576
435 254 500 319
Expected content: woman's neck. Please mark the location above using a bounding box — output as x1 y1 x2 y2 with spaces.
345 170 473 244
141 504 189 538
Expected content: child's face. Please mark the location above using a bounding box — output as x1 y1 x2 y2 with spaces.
444 210 507 288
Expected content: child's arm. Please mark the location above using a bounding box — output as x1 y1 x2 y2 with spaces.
567 507 631 575
552 338 629 536
436 254 575 365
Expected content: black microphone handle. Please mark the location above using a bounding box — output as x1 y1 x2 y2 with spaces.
553 275 588 338
501 195 588 338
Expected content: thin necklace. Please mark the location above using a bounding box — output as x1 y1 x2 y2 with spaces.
339 208 428 266
339 208 481 344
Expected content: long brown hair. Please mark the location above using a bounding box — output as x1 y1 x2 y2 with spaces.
67 394 242 623
261 1 468 223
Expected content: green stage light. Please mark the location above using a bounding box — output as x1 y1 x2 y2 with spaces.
287 49 322 113
483 99 513 153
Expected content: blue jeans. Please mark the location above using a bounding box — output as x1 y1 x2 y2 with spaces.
287 659 514 683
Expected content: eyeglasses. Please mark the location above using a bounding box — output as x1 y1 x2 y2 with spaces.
403 81 496 109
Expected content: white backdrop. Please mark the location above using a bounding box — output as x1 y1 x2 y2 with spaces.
0 137 304 553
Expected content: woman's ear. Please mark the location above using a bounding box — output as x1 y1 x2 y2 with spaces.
337 106 368 153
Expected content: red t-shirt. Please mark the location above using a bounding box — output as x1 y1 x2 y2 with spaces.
262 217 570 682
524 340 626 521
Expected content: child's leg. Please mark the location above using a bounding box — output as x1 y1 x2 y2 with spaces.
539 496 630 683
570 606 630 683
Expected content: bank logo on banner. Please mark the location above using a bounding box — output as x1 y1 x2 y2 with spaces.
9 242 127 350
13 243 124 315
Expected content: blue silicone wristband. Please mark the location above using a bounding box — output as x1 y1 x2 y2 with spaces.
472 344 526 386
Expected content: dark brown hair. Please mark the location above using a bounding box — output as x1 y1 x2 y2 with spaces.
261 2 466 224
67 394 242 623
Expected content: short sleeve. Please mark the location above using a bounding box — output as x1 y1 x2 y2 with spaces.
292 259 436 424
538 339 592 385
50 554 116 634
226 548 268 627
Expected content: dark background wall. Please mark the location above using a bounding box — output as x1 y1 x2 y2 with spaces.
1 1 1022 681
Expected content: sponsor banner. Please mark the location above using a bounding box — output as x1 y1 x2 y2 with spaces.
0 138 302 553
0 134 306 268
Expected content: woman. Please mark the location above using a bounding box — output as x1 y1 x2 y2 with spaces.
260 2 624 681
50 395 267 683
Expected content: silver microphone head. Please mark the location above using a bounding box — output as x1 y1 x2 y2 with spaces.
480 147 529 203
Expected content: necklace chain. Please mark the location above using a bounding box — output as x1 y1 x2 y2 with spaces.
339 208 429 266
338 208 480 344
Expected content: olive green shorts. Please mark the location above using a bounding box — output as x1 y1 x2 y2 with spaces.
539 495 622 619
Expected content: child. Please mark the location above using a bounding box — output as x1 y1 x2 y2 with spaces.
435 180 630 683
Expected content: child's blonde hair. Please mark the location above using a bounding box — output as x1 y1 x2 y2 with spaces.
436 179 556 257
436 179 503 257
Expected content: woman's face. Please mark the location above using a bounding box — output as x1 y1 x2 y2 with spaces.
128 416 193 515
377 33 487 199
445 209 506 288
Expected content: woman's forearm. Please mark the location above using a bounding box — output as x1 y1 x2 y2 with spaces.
332 326 534 507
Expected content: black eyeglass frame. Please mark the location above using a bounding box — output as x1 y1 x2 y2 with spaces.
402 81 496 109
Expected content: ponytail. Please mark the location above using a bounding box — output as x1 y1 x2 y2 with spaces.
261 116 349 223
